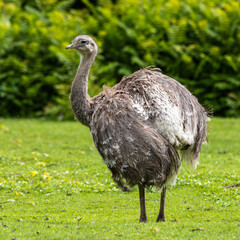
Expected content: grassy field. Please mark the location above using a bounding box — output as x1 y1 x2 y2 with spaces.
0 118 239 240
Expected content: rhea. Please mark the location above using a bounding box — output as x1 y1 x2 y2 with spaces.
66 35 209 222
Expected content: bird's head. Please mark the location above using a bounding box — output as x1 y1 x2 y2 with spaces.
65 35 98 56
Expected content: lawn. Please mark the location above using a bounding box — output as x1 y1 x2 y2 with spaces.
0 118 239 240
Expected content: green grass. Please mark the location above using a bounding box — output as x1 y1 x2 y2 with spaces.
0 118 239 240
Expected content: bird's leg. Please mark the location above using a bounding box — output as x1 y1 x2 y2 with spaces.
138 185 148 222
156 186 167 222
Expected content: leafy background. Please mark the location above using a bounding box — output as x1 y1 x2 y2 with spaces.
0 0 240 119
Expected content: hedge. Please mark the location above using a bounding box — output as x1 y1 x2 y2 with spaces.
0 0 240 119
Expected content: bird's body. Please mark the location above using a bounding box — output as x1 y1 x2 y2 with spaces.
91 67 209 168
91 88 181 190
66 35 210 222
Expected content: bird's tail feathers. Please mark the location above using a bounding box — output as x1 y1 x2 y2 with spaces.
180 145 200 169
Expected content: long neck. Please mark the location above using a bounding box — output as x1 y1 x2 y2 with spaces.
70 53 95 127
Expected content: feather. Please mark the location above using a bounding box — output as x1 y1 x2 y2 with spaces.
90 94 181 189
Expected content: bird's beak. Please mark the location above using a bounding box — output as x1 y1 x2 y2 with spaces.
65 44 74 49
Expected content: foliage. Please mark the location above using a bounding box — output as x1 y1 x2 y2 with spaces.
0 118 239 239
0 0 82 118
0 0 240 118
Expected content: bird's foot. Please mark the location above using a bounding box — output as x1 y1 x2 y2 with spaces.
156 216 166 222
139 217 148 223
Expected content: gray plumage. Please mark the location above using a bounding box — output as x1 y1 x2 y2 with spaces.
91 89 180 190
66 35 210 222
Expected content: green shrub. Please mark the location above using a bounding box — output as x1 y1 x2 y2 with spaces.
0 0 240 118
0 0 82 118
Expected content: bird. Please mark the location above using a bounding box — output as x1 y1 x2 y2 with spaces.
66 35 210 222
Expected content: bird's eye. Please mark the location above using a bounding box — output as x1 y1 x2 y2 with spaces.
80 40 88 44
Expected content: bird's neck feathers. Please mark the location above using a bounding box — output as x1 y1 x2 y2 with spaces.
70 53 96 126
